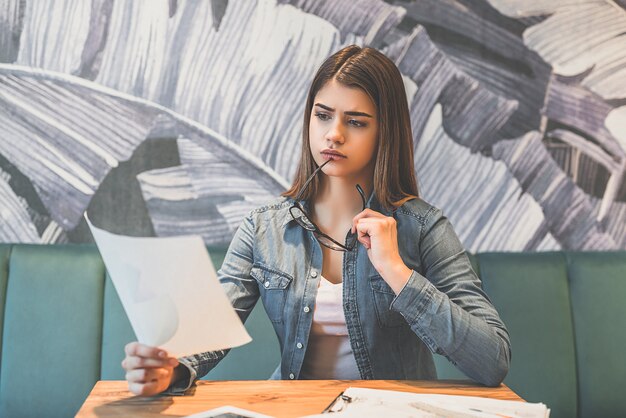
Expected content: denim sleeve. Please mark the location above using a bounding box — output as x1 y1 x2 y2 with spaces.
390 207 511 387
165 212 260 394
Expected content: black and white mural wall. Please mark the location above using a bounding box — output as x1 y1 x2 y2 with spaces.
1 0 625 251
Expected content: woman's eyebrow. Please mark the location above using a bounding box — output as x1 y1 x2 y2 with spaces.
314 103 373 118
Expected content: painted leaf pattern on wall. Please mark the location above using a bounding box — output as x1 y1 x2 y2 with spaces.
0 0 624 250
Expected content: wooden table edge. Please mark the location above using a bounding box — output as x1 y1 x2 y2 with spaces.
76 379 524 417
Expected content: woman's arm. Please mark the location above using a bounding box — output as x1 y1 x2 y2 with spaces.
389 207 511 386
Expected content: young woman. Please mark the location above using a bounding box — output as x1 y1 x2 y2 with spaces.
122 45 511 396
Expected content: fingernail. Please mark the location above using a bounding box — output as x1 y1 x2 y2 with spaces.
158 351 166 358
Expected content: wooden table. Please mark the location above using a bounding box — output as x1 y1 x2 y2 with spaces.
76 380 524 417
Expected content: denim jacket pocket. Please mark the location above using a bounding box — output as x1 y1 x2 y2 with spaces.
251 263 293 324
369 274 406 328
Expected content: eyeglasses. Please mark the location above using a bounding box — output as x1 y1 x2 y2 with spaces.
289 160 367 251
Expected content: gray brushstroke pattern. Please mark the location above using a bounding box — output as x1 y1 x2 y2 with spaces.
138 136 283 244
385 25 518 152
0 0 624 250
0 0 24 63
58 0 366 182
492 131 617 250
0 65 158 229
401 0 552 140
277 0 405 46
488 0 626 100
546 79 624 159
16 0 92 73
76 0 114 80
414 105 555 252
0 168 40 242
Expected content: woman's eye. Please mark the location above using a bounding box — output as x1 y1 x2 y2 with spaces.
349 119 366 128
315 112 331 121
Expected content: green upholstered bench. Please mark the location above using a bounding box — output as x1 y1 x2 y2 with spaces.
435 252 626 418
0 244 279 418
0 244 624 418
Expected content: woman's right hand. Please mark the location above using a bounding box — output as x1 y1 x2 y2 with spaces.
122 342 180 396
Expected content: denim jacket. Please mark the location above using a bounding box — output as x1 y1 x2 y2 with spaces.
171 193 511 392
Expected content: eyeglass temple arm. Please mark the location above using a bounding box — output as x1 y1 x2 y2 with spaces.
355 184 366 210
294 159 332 202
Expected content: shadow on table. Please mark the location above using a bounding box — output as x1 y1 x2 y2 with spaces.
92 388 197 417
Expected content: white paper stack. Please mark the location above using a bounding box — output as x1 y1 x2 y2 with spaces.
306 387 550 417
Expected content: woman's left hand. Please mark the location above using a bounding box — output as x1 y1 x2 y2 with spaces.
351 209 412 294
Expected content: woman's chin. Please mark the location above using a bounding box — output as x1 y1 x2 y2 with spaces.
321 165 355 178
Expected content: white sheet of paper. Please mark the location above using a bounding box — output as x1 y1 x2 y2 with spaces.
303 387 550 418
183 405 273 418
85 215 251 358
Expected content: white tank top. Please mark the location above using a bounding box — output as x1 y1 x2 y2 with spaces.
299 275 361 379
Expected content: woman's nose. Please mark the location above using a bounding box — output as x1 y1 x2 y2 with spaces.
325 121 345 144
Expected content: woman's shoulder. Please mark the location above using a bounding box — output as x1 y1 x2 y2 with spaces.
394 196 442 224
242 196 301 232
245 196 293 221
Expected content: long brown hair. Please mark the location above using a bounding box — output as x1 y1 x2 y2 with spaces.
282 45 419 211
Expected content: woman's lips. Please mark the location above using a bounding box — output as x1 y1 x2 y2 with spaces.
321 151 347 161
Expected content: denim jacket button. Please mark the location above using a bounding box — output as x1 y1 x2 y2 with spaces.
303 306 310 313
297 342 303 349
289 373 295 379
264 281 270 288
310 271 318 278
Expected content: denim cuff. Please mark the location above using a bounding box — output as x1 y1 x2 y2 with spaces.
161 358 197 396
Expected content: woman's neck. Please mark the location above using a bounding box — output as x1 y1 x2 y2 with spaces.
311 175 373 227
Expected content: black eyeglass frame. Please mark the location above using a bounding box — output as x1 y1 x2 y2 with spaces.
289 160 367 252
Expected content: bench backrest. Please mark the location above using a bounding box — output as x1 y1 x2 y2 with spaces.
0 244 624 418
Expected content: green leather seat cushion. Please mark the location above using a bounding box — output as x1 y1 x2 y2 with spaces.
567 252 626 418
478 252 578 418
0 245 106 418
0 244 11 387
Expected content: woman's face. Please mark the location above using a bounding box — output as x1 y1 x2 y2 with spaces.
309 78 379 180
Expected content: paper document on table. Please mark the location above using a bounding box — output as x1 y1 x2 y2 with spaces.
85 214 251 358
183 405 273 417
307 387 550 417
